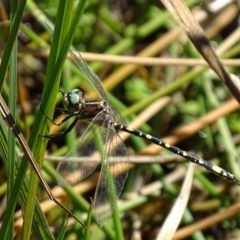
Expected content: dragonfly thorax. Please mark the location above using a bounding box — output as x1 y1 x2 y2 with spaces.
64 89 83 113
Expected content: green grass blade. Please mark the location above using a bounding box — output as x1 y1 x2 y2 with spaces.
55 212 68 240
22 0 74 237
0 118 55 239
23 1 88 238
0 0 26 90
84 205 93 240
7 1 18 237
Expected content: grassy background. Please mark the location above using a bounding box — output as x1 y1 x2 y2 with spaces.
0 0 240 239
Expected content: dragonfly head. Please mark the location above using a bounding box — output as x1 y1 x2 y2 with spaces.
63 89 83 113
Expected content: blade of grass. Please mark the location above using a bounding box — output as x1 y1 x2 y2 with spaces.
7 49 16 240
84 205 93 240
0 0 26 90
0 101 55 239
62 60 77 150
163 0 240 103
7 1 18 238
0 1 50 239
112 206 124 240
56 213 68 240
157 164 194 240
23 0 88 238
22 1 75 238
26 0 55 30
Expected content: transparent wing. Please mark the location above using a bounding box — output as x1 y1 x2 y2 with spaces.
56 112 105 186
70 50 126 125
93 125 129 226
69 50 108 102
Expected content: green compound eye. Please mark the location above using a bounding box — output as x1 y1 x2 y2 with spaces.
70 89 81 105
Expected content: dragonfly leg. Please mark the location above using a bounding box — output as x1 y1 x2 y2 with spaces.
41 117 79 139
55 107 72 114
40 105 75 126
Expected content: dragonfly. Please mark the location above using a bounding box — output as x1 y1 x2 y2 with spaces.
42 53 129 227
0 94 85 227
43 51 240 226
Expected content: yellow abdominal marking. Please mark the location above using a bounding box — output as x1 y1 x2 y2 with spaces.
165 143 170 148
113 120 238 184
212 165 223 175
126 127 134 132
197 159 204 165
146 134 152 139
182 151 187 157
